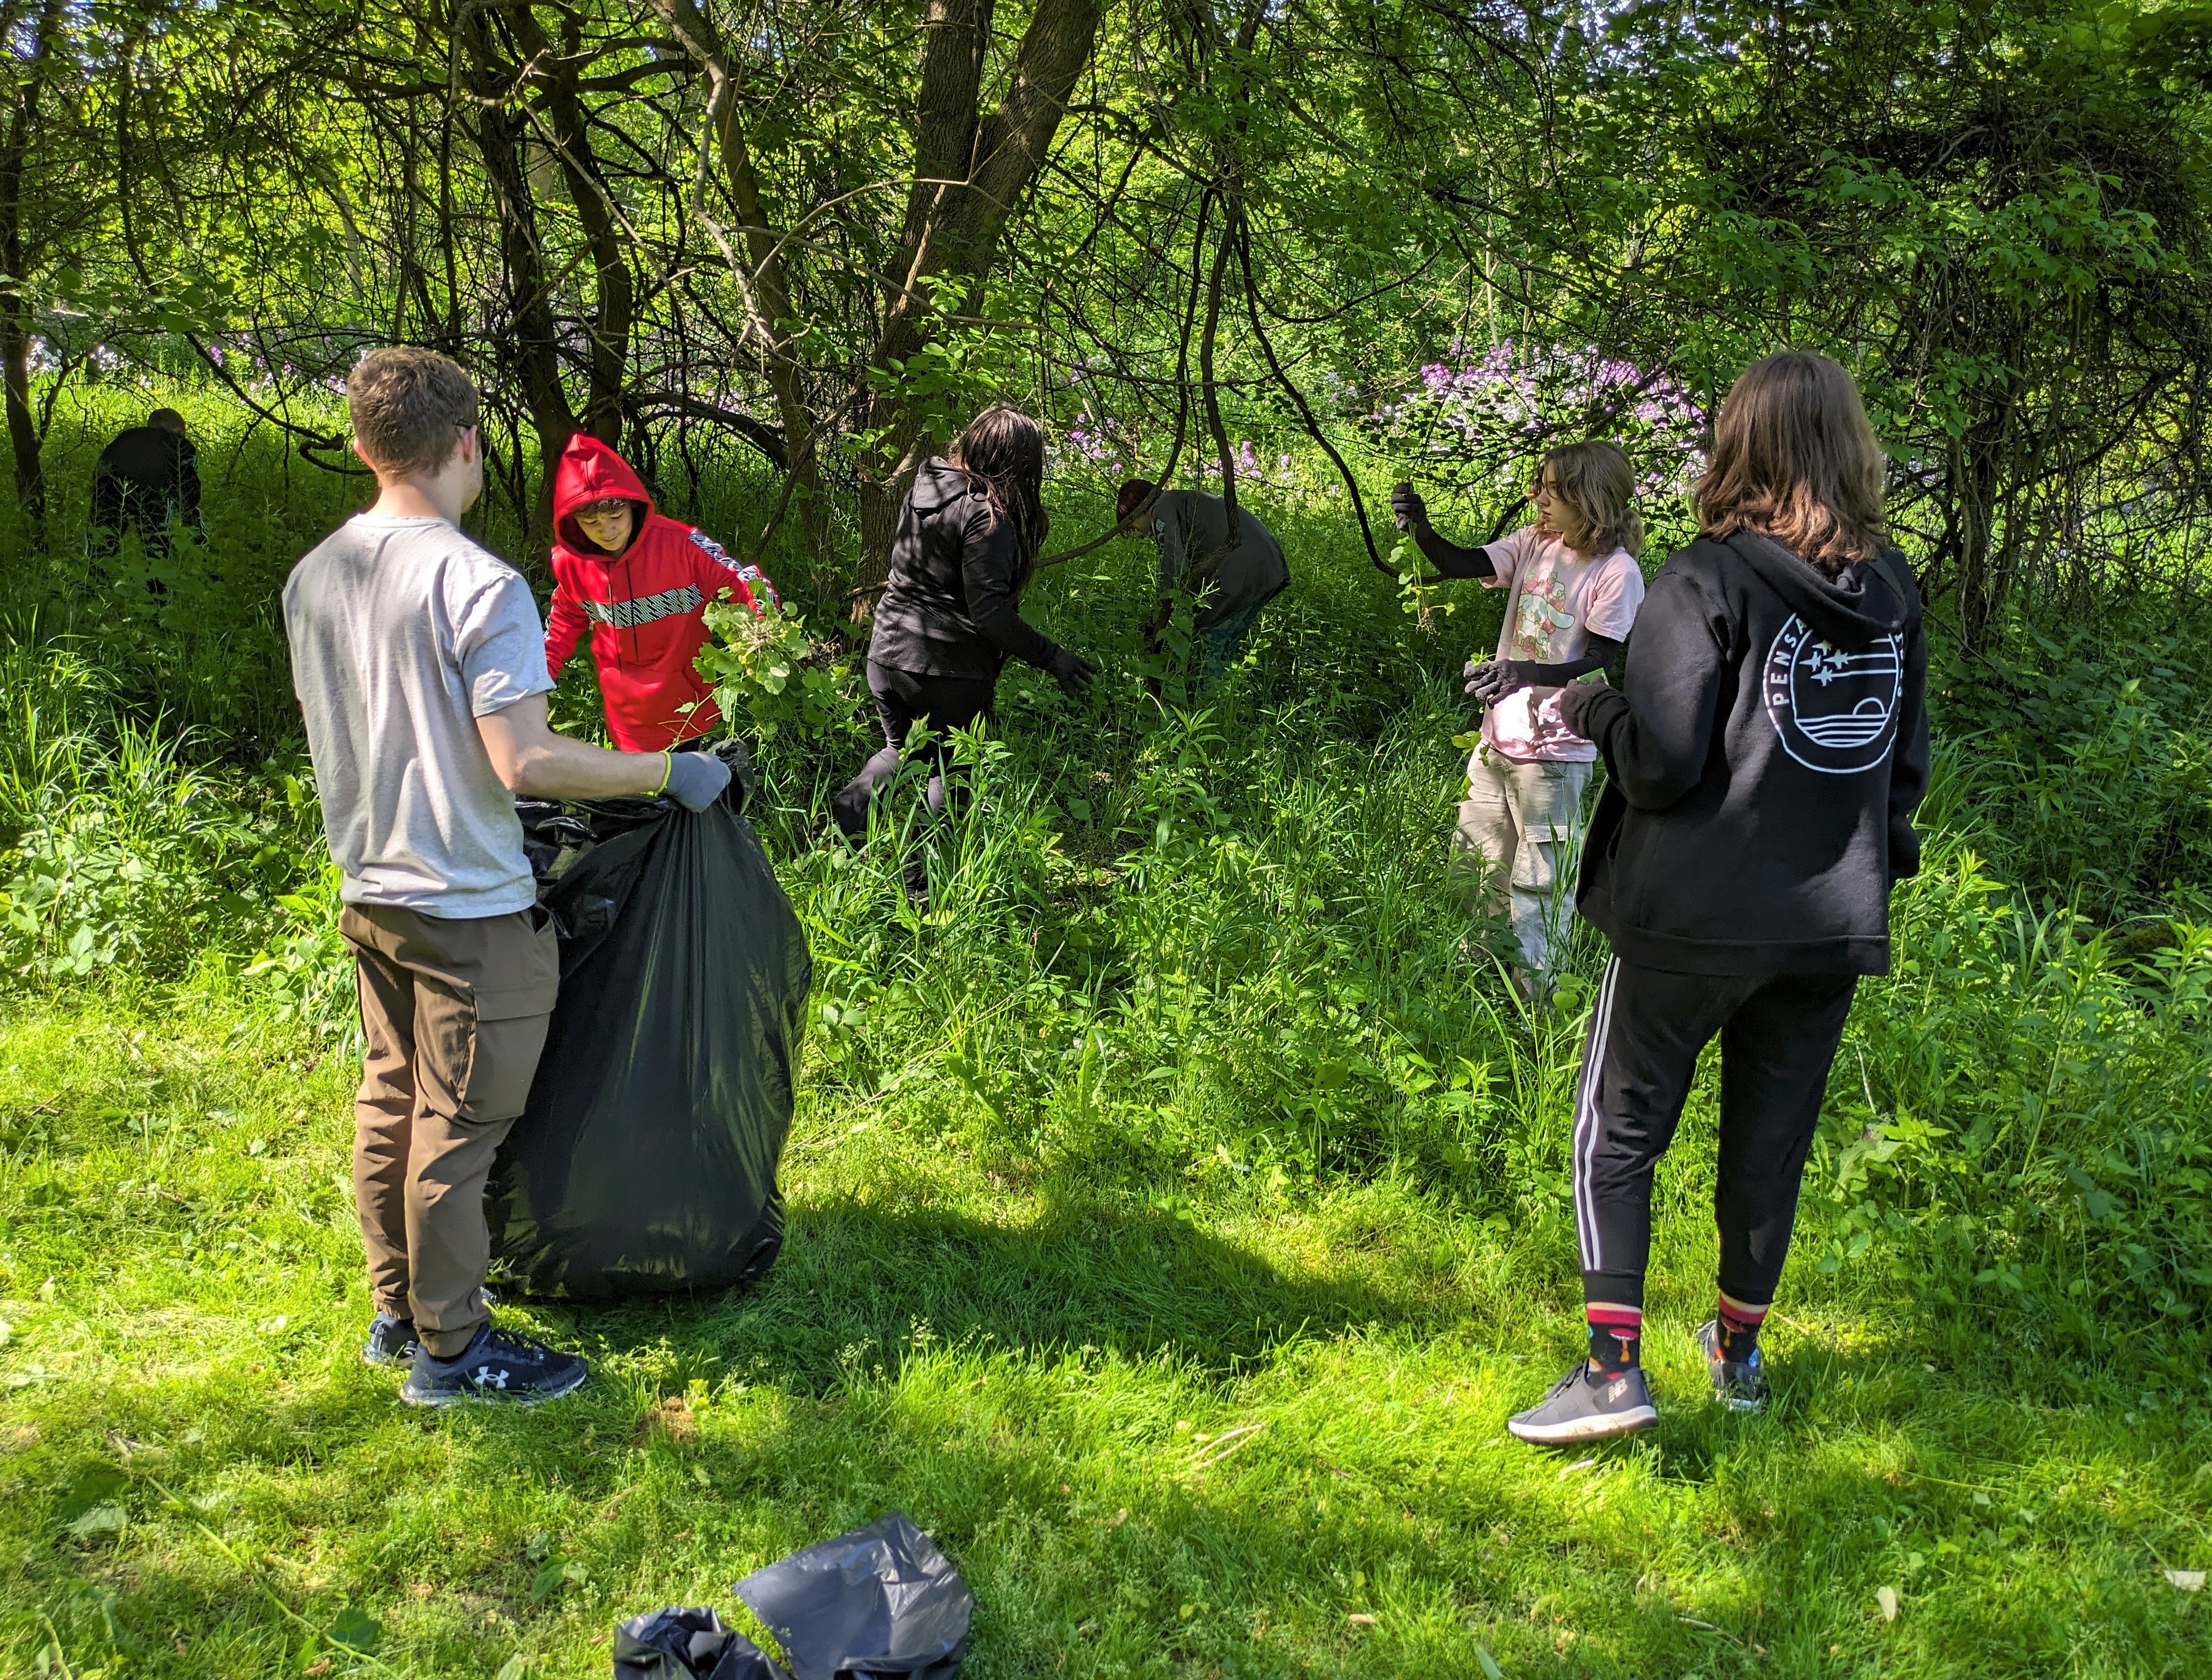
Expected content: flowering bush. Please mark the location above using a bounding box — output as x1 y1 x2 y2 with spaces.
1368 338 1706 513
1048 410 1296 495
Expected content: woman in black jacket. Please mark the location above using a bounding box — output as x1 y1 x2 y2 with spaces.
832 407 1097 860
1505 351 1930 1445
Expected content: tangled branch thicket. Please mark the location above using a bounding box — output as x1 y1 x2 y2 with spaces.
0 0 2203 632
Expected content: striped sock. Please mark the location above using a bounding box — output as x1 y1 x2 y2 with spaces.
1585 1303 1642 1373
1716 1292 1769 1362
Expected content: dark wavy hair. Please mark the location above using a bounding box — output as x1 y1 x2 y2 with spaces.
948 406 1048 577
1697 352 1888 578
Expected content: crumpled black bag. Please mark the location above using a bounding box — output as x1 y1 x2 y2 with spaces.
489 747 811 1296
613 1606 788 1680
732 1511 974 1680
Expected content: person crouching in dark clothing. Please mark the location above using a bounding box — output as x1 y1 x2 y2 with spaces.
1119 477 1289 686
90 408 203 570
832 407 1098 894
1503 351 1930 1447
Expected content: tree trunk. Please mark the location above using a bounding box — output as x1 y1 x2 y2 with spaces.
850 0 1103 615
507 4 631 447
460 8 575 556
0 304 37 533
651 0 831 589
0 0 65 541
1951 402 2009 649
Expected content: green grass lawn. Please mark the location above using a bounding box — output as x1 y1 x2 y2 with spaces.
3 990 2205 1679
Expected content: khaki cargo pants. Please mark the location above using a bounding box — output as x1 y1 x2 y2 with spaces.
342 903 558 1357
1451 746 1592 985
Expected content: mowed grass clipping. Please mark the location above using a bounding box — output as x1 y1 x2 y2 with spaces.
1 990 2205 1679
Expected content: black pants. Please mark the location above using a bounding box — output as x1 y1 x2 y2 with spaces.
831 662 997 839
1572 957 1858 1311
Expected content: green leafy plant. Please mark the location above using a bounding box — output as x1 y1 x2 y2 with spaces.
696 596 862 748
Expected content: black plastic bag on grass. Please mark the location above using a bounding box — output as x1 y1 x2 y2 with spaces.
732 1510 973 1680
613 1606 788 1680
489 742 811 1297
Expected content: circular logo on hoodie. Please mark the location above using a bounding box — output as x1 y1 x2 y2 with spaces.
1763 617 1904 775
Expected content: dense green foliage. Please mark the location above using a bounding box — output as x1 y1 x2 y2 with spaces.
5 0 2211 614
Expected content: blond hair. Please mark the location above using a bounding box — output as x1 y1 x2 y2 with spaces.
1696 352 1887 577
1540 440 1644 559
347 346 480 478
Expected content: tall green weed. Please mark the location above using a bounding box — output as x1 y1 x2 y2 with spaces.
1822 825 2212 1386
0 635 312 981
1935 625 2212 920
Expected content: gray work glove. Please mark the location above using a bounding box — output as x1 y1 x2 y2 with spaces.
1390 482 1428 533
1465 658 1546 705
1048 648 1099 699
663 749 733 812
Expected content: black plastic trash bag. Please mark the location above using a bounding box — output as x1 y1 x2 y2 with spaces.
614 1606 788 1680
732 1511 974 1680
489 747 811 1296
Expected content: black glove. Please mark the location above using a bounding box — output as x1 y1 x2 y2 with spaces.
1390 482 1428 533
1047 648 1099 699
1554 679 1611 742
1464 658 1546 706
663 749 733 812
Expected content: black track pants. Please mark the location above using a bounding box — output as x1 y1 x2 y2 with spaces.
831 662 998 839
1572 957 1859 1312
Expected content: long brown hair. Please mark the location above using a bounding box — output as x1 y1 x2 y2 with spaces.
1696 352 1887 577
947 406 1048 576
1539 439 1644 558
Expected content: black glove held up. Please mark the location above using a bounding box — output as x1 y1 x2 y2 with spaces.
1390 482 1428 533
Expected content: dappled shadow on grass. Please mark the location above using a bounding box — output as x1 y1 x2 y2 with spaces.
550 1185 1437 1395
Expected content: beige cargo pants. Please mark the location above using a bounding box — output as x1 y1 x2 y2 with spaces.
342 903 558 1357
1451 746 1592 986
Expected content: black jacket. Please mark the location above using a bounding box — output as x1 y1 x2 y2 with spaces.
867 458 1063 681
1558 530 1929 976
91 426 201 538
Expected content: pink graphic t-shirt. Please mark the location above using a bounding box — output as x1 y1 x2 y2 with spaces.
1478 524 1646 762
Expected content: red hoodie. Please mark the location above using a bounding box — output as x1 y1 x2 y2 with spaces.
544 434 778 752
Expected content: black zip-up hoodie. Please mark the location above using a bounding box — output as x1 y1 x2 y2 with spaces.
1557 529 1929 976
867 458 1064 681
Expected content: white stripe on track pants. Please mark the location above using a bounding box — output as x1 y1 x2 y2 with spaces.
1570 955 1859 1311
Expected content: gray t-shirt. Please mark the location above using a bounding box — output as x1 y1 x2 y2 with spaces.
284 514 553 918
1150 489 1291 630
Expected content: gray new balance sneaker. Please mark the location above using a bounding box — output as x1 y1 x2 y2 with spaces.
400 1324 588 1407
1506 1361 1660 1444
1695 1319 1768 1412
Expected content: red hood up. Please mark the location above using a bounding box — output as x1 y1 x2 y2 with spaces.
551 433 655 556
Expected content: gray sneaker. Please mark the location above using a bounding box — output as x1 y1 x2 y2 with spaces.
401 1324 588 1407
1696 1319 1768 1412
1507 1361 1658 1444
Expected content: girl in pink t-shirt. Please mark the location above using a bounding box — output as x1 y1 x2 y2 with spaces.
1391 441 1647 999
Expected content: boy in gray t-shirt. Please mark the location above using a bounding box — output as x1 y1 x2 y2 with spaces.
285 347 730 1407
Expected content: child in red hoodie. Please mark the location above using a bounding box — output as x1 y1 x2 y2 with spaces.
544 434 778 751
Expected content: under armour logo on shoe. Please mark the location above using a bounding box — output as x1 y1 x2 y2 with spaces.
474 1366 509 1389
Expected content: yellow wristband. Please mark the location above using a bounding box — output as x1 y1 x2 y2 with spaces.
656 751 673 794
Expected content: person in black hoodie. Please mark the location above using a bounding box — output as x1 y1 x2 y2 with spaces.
1505 351 1929 1445
89 407 203 573
832 407 1098 888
